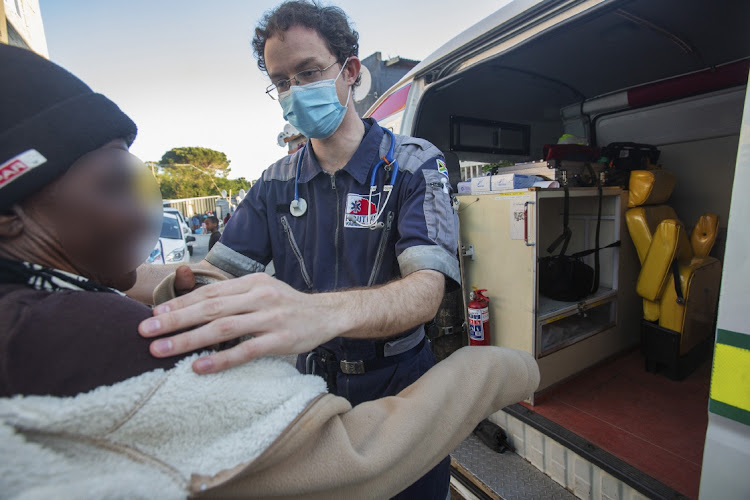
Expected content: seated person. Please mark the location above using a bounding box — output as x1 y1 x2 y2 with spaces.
0 44 539 499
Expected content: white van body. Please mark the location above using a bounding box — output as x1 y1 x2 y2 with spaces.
365 0 749 497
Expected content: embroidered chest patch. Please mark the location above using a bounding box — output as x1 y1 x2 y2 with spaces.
344 192 381 228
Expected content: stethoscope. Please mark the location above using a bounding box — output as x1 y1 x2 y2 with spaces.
290 128 399 230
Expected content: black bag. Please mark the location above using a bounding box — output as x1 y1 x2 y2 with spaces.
604 142 660 170
539 185 620 302
473 418 514 454
539 253 596 302
602 142 661 187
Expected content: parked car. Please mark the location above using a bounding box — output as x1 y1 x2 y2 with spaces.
163 206 194 256
146 212 194 265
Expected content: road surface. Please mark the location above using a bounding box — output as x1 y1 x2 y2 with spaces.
189 233 211 264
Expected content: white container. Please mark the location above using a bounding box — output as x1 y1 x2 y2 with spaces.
457 181 472 194
470 176 493 193
491 173 541 191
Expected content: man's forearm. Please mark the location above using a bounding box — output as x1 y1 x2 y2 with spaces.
136 267 448 372
320 270 445 340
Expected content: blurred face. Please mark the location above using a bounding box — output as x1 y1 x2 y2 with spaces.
205 219 218 232
14 140 161 290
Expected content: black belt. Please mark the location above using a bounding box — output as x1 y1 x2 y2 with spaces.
339 337 426 375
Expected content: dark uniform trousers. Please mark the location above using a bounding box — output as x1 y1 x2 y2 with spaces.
296 340 451 499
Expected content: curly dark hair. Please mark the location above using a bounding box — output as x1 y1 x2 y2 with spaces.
252 1 361 86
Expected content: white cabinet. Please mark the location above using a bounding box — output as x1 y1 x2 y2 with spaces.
457 187 640 402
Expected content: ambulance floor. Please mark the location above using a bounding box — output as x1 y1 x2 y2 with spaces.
525 348 711 499
451 434 575 499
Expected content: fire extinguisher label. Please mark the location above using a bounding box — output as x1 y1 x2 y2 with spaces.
468 307 489 341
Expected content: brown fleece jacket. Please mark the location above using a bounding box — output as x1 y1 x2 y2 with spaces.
190 346 539 499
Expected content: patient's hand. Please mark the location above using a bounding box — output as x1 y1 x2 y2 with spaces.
174 265 196 295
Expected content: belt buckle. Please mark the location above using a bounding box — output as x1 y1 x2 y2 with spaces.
339 360 365 375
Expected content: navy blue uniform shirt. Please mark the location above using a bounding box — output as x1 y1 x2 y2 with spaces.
206 119 459 360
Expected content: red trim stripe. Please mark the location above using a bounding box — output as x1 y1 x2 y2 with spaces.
628 59 750 109
369 84 412 121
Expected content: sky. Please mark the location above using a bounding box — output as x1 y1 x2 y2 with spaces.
39 0 512 181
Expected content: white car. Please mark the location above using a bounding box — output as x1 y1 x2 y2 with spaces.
146 212 194 265
163 206 194 256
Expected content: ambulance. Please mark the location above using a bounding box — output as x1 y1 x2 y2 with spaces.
365 1 750 498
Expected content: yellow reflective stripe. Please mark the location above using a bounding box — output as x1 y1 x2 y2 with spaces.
711 343 750 413
709 329 750 425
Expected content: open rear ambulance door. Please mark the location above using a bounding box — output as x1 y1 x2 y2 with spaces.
699 72 750 499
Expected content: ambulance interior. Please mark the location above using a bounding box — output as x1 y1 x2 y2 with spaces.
411 0 749 497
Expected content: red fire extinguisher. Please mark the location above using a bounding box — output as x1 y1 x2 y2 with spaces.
468 289 491 346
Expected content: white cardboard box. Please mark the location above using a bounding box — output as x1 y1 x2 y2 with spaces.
490 173 540 191
470 176 493 193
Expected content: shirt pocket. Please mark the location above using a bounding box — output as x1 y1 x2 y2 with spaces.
279 215 313 289
367 211 396 286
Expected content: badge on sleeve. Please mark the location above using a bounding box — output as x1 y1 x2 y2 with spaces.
436 159 449 178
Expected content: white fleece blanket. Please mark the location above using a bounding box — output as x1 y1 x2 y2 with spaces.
0 354 326 500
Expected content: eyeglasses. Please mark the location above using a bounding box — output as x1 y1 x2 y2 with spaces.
265 60 341 100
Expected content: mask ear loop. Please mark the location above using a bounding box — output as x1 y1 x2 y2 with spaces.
337 57 353 109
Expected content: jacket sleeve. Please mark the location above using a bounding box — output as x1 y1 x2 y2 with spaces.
205 179 272 277
395 156 461 285
192 346 539 499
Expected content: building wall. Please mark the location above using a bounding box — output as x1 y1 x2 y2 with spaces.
2 0 48 57
164 196 221 218
354 52 418 117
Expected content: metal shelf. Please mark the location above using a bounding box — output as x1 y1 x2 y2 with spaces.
537 287 616 323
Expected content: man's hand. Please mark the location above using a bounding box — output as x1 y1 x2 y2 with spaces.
138 270 444 374
138 273 343 374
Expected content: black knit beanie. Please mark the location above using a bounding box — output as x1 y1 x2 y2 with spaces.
0 44 138 211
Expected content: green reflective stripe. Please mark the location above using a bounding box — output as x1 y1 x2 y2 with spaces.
709 399 750 427
717 328 750 350
709 328 750 426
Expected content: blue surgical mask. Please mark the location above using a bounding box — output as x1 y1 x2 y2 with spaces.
279 60 351 139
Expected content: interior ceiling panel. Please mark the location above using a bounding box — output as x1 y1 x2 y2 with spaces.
414 0 749 142
428 67 580 122
493 0 750 99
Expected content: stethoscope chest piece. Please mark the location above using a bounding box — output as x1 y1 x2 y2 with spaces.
290 197 308 217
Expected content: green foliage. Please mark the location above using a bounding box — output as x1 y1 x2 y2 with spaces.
481 160 515 174
151 148 253 200
155 164 214 199
160 147 231 177
215 176 253 197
